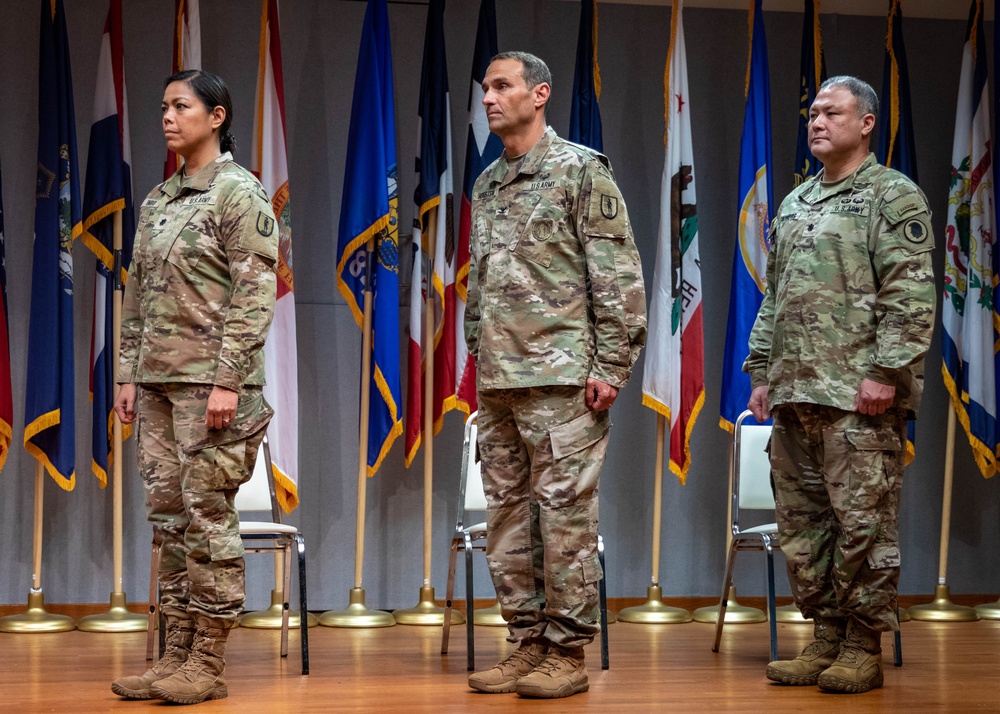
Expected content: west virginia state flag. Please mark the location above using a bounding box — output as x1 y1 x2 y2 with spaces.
569 0 602 151
941 0 998 478
455 0 501 416
336 0 402 476
793 0 825 186
641 0 704 484
406 0 456 467
720 0 772 431
165 0 201 180
82 0 134 487
25 0 81 490
0 164 13 473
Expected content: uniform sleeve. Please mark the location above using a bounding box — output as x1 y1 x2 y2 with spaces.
214 183 279 391
463 200 484 361
743 220 779 388
577 161 647 388
866 186 936 385
116 253 143 384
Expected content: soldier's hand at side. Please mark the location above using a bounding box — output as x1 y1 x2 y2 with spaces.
207 386 239 429
114 384 137 425
586 378 618 412
853 378 895 415
748 385 771 422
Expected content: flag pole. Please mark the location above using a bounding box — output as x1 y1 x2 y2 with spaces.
78 210 148 632
0 463 76 632
619 414 690 623
395 209 462 625
909 408 978 621
320 238 394 627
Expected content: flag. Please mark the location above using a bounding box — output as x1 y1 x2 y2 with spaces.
641 0 703 484
405 0 456 467
720 0 773 432
81 0 134 487
941 0 998 478
877 0 918 462
0 163 13 473
455 0 501 416
25 0 81 490
253 0 299 511
568 0 602 151
336 0 402 476
165 0 201 180
793 0 825 187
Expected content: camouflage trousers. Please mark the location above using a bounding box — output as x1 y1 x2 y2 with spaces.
477 386 610 648
138 383 272 623
770 403 905 632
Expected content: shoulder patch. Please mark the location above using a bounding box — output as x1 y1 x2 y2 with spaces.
256 210 275 237
586 172 629 239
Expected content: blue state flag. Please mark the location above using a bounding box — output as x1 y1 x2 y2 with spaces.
568 0 602 151
25 0 81 490
82 0 134 487
720 0 772 431
335 0 402 476
793 0 825 186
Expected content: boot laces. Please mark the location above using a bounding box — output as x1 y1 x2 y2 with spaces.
496 647 544 674
533 652 577 677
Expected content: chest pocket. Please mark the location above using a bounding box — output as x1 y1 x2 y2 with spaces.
162 206 215 273
512 193 560 268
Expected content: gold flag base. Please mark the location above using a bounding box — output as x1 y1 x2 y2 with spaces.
394 585 465 626
472 601 506 626
618 586 692 624
775 604 809 623
692 586 767 624
898 607 911 623
77 591 147 632
974 597 1000 620
319 588 395 628
240 589 318 629
0 590 76 633
908 584 979 622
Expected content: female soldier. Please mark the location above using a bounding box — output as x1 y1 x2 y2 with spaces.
111 70 278 705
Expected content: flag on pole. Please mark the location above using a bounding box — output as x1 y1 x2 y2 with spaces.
405 0 456 467
455 0 501 416
81 0 134 488
25 0 81 490
641 0 703 484
253 0 299 511
0 163 13 473
720 0 773 432
793 0 825 187
877 0 919 462
941 0 998 479
568 0 602 151
165 0 201 180
336 0 402 476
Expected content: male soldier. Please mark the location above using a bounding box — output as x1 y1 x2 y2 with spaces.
464 51 645 699
745 76 935 693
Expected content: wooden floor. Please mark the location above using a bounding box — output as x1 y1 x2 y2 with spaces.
5 603 1000 713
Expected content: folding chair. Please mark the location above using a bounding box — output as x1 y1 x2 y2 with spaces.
440 412 609 671
146 434 309 674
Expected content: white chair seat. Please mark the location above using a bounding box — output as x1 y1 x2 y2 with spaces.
240 521 299 536
465 522 486 535
741 523 778 535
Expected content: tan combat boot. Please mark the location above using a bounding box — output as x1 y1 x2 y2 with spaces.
818 619 884 693
111 615 195 699
515 645 588 699
765 617 845 685
149 615 232 704
468 639 548 693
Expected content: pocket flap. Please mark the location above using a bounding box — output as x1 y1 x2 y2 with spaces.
846 426 902 452
550 410 608 460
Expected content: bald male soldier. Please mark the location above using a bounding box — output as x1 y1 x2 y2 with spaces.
745 76 935 693
464 51 646 699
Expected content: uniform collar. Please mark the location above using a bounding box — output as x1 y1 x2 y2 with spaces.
160 152 233 198
486 126 556 188
801 152 878 204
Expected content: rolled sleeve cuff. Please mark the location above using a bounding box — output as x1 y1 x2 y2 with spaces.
865 363 900 387
214 361 245 391
749 371 769 390
590 361 630 390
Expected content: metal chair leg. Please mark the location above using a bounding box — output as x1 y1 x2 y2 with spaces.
146 541 160 661
765 542 778 662
297 534 309 675
712 538 740 653
598 535 609 670
464 533 475 672
280 541 292 659
441 540 459 655
893 606 902 667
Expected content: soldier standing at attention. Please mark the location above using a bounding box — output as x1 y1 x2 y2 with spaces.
111 70 278 705
465 51 646 699
745 76 935 694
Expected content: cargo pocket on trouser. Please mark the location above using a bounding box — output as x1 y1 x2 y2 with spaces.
845 425 902 511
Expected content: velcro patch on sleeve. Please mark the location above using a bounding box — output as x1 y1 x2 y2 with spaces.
586 172 629 239
237 206 279 262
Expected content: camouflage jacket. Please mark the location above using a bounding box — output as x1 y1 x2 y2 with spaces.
744 153 936 415
118 153 278 390
465 127 646 390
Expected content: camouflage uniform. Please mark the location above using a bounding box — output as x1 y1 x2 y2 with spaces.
465 127 646 647
119 153 278 624
744 153 935 632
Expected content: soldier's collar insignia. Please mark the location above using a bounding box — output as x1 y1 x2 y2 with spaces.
600 194 618 220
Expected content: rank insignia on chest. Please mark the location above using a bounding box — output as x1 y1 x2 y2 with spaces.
256 211 274 236
496 205 509 217
600 194 618 219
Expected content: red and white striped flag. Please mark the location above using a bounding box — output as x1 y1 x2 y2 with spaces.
164 0 200 180
253 0 298 511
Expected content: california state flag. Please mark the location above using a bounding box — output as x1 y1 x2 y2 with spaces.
641 0 704 484
253 0 298 511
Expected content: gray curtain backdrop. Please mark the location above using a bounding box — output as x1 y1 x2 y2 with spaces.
0 0 996 611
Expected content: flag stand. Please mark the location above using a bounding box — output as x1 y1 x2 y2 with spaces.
320 239 394 628
79 211 146 633
908 409 978 622
620 415 690 624
395 211 463 626
0 463 76 633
